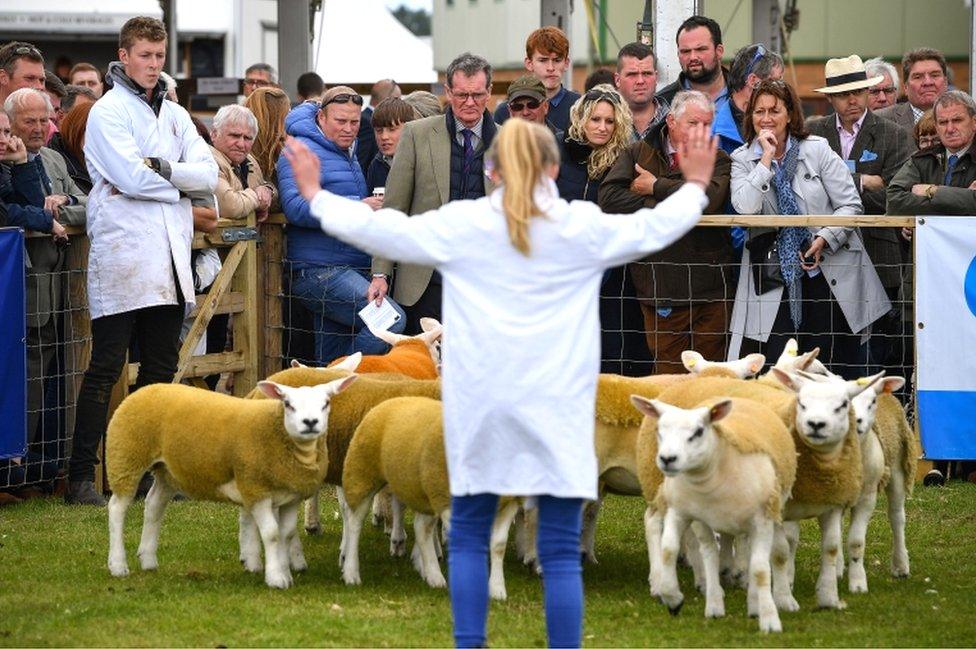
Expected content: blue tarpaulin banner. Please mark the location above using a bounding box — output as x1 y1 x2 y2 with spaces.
916 216 976 460
0 227 26 460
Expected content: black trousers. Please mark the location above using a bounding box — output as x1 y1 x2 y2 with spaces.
67 304 184 482
404 281 443 335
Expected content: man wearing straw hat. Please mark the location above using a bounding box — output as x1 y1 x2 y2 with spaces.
807 54 913 371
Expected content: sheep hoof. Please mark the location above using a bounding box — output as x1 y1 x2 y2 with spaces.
705 603 725 619
661 593 684 616
108 560 130 577
426 572 447 589
241 557 263 574
139 554 158 571
290 555 308 572
759 615 783 633
891 565 909 579
489 584 507 601
581 551 598 565
304 523 322 536
342 568 362 586
390 538 406 557
265 571 292 589
667 601 684 617
848 579 868 594
775 595 800 612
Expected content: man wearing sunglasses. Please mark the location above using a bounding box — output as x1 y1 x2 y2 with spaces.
504 75 556 132
277 85 407 364
713 43 783 154
0 41 46 106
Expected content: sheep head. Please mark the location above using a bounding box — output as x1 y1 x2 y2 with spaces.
770 338 825 376
365 318 444 373
630 395 732 476
256 376 358 441
771 368 883 449
682 350 766 379
851 375 906 437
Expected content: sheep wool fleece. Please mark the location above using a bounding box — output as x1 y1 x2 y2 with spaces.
308 181 708 499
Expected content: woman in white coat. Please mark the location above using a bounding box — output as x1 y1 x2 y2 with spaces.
283 119 717 648
729 80 889 377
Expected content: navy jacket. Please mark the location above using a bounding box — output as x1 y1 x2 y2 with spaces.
0 161 52 232
555 137 602 203
278 102 371 269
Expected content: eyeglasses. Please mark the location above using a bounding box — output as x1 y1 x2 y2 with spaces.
918 134 939 148
321 93 364 108
450 91 489 103
868 87 897 96
583 89 621 104
244 78 272 88
509 98 542 111
744 44 767 78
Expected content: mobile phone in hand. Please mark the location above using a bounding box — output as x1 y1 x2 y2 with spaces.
801 254 816 265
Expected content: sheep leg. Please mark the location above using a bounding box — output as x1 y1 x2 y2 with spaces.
886 468 910 578
690 521 725 618
519 503 540 573
239 508 263 573
337 486 349 565
250 498 292 589
136 476 177 571
644 506 664 597
732 533 751 589
718 533 735 587
748 516 782 633
371 488 393 532
658 508 690 614
389 495 407 557
682 527 706 593
489 498 520 600
303 489 322 535
107 492 135 577
771 523 799 612
279 501 307 572
341 497 371 586
846 489 878 593
815 508 846 609
580 496 602 564
413 513 446 588
783 521 800 588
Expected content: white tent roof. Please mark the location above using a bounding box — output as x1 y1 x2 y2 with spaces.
0 0 161 34
175 0 233 37
312 0 435 83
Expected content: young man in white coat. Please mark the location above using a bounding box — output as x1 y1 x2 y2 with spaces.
65 17 218 505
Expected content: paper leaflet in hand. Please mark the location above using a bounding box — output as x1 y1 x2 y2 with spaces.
358 298 401 332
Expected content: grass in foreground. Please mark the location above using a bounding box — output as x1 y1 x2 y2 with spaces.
1 483 974 647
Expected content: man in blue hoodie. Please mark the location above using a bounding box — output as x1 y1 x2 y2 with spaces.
713 43 783 155
277 85 406 364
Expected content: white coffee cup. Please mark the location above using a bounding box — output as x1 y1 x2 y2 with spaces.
373 186 385 199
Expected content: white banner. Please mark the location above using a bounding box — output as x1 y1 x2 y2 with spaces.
915 216 976 459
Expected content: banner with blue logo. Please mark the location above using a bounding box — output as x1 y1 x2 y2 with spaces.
0 228 26 460
916 216 976 460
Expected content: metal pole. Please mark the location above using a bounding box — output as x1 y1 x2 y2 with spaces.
541 0 573 90
160 0 179 76
655 0 699 88
277 0 313 102
970 0 976 94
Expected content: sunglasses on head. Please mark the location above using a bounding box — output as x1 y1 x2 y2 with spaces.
0 44 42 68
744 44 767 78
321 93 364 109
509 98 542 111
584 89 620 104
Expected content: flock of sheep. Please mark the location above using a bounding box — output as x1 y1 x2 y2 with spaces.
102 319 918 634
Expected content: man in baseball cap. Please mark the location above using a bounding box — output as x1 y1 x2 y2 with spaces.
505 74 550 127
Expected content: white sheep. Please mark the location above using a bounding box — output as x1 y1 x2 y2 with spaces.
631 396 797 632
106 376 357 589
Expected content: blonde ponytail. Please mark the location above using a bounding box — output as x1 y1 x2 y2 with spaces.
488 119 560 256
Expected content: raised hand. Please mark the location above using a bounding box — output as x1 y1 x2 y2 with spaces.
281 137 322 202
676 123 718 189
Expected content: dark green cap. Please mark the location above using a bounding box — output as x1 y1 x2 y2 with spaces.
507 74 546 102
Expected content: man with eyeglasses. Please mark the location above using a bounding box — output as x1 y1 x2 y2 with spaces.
371 52 497 332
243 62 277 98
864 57 900 112
876 48 949 135
493 26 580 134
713 43 783 154
277 85 406 364
807 55 914 376
614 42 668 142
0 41 46 106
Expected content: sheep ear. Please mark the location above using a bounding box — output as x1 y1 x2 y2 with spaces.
878 376 906 394
848 371 885 397
630 395 664 419
681 350 706 373
290 359 307 369
796 369 833 383
770 367 801 392
257 380 286 401
419 317 442 333
417 323 443 346
330 352 362 372
708 399 733 423
741 353 766 377
795 347 821 370
367 322 409 346
328 374 358 395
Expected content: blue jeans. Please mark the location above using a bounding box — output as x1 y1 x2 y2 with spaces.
291 265 406 364
449 494 584 648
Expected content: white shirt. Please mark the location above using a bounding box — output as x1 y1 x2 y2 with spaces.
308 180 707 498
85 88 217 319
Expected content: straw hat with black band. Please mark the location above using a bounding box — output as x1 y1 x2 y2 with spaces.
814 55 884 94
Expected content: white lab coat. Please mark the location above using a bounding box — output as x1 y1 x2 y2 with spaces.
309 180 707 499
84 84 217 319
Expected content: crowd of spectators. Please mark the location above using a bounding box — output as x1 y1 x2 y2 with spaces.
2 12 975 505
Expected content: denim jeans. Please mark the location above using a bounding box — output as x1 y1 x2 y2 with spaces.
291 265 406 364
449 494 584 648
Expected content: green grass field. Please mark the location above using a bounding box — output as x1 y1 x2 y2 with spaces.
1 483 973 647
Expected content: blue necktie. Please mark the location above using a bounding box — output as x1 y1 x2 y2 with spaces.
461 128 474 173
945 154 959 185
34 156 52 195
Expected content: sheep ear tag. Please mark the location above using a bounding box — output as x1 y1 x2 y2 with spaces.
708 400 733 423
